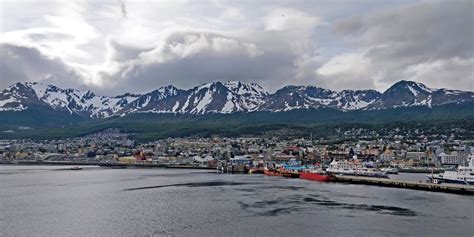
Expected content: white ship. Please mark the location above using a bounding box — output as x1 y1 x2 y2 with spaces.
427 154 474 185
326 160 389 178
381 167 399 174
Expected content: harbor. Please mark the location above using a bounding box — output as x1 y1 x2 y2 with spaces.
4 155 474 196
2 165 473 237
216 154 474 196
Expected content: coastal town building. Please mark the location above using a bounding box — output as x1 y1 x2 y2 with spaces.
439 152 460 165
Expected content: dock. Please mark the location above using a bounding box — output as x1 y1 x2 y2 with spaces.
333 175 474 195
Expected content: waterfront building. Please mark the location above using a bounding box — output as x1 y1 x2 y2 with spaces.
439 152 460 165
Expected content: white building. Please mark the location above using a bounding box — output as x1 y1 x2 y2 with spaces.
439 152 459 165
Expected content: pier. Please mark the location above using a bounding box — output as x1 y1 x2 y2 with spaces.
333 175 474 195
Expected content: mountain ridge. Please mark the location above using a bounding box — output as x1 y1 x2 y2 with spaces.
1 80 473 119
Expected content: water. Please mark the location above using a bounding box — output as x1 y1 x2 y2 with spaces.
1 165 473 237
390 172 430 182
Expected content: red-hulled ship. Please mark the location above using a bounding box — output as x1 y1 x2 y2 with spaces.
300 169 332 182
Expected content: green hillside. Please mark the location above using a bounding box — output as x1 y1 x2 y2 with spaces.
0 102 473 141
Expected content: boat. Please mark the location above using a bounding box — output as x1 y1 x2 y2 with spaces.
280 169 300 178
70 166 83 170
357 167 390 178
249 161 265 174
249 167 264 174
381 167 399 174
427 155 474 185
216 161 249 173
278 159 312 178
300 168 332 182
263 168 281 176
326 160 389 178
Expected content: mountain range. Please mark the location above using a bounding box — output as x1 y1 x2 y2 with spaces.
1 80 473 120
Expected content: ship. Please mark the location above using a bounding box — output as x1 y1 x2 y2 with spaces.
300 167 332 182
263 167 281 176
280 168 300 178
381 167 399 174
326 160 389 178
279 159 307 178
249 160 265 174
427 154 474 185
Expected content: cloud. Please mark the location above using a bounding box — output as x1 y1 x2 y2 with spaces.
403 57 474 90
120 0 127 19
92 31 296 95
317 52 371 77
316 51 376 90
264 8 321 32
0 0 472 95
1 2 324 95
324 0 474 90
0 43 85 89
137 32 263 64
1 2 99 64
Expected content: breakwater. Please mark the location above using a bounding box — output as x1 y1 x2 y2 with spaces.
333 175 474 195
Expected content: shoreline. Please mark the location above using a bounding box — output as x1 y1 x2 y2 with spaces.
0 161 446 173
3 161 472 195
0 161 216 170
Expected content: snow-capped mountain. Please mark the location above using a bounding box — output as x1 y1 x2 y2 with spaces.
0 82 140 118
260 86 381 111
121 81 268 114
124 85 182 114
369 80 474 109
0 80 473 118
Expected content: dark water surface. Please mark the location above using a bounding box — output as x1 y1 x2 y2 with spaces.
1 166 473 237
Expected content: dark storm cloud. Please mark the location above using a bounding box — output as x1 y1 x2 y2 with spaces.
0 43 85 90
360 0 473 60
327 0 474 90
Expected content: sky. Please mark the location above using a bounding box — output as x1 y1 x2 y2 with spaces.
0 0 473 95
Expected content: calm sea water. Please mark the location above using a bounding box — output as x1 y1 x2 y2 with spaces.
1 165 473 237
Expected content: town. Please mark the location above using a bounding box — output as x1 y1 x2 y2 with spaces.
1 127 472 171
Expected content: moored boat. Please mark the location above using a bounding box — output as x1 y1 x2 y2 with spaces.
381 167 399 174
264 168 281 176
70 166 83 170
300 168 332 182
427 154 474 185
279 159 308 178
249 167 265 174
326 160 389 178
